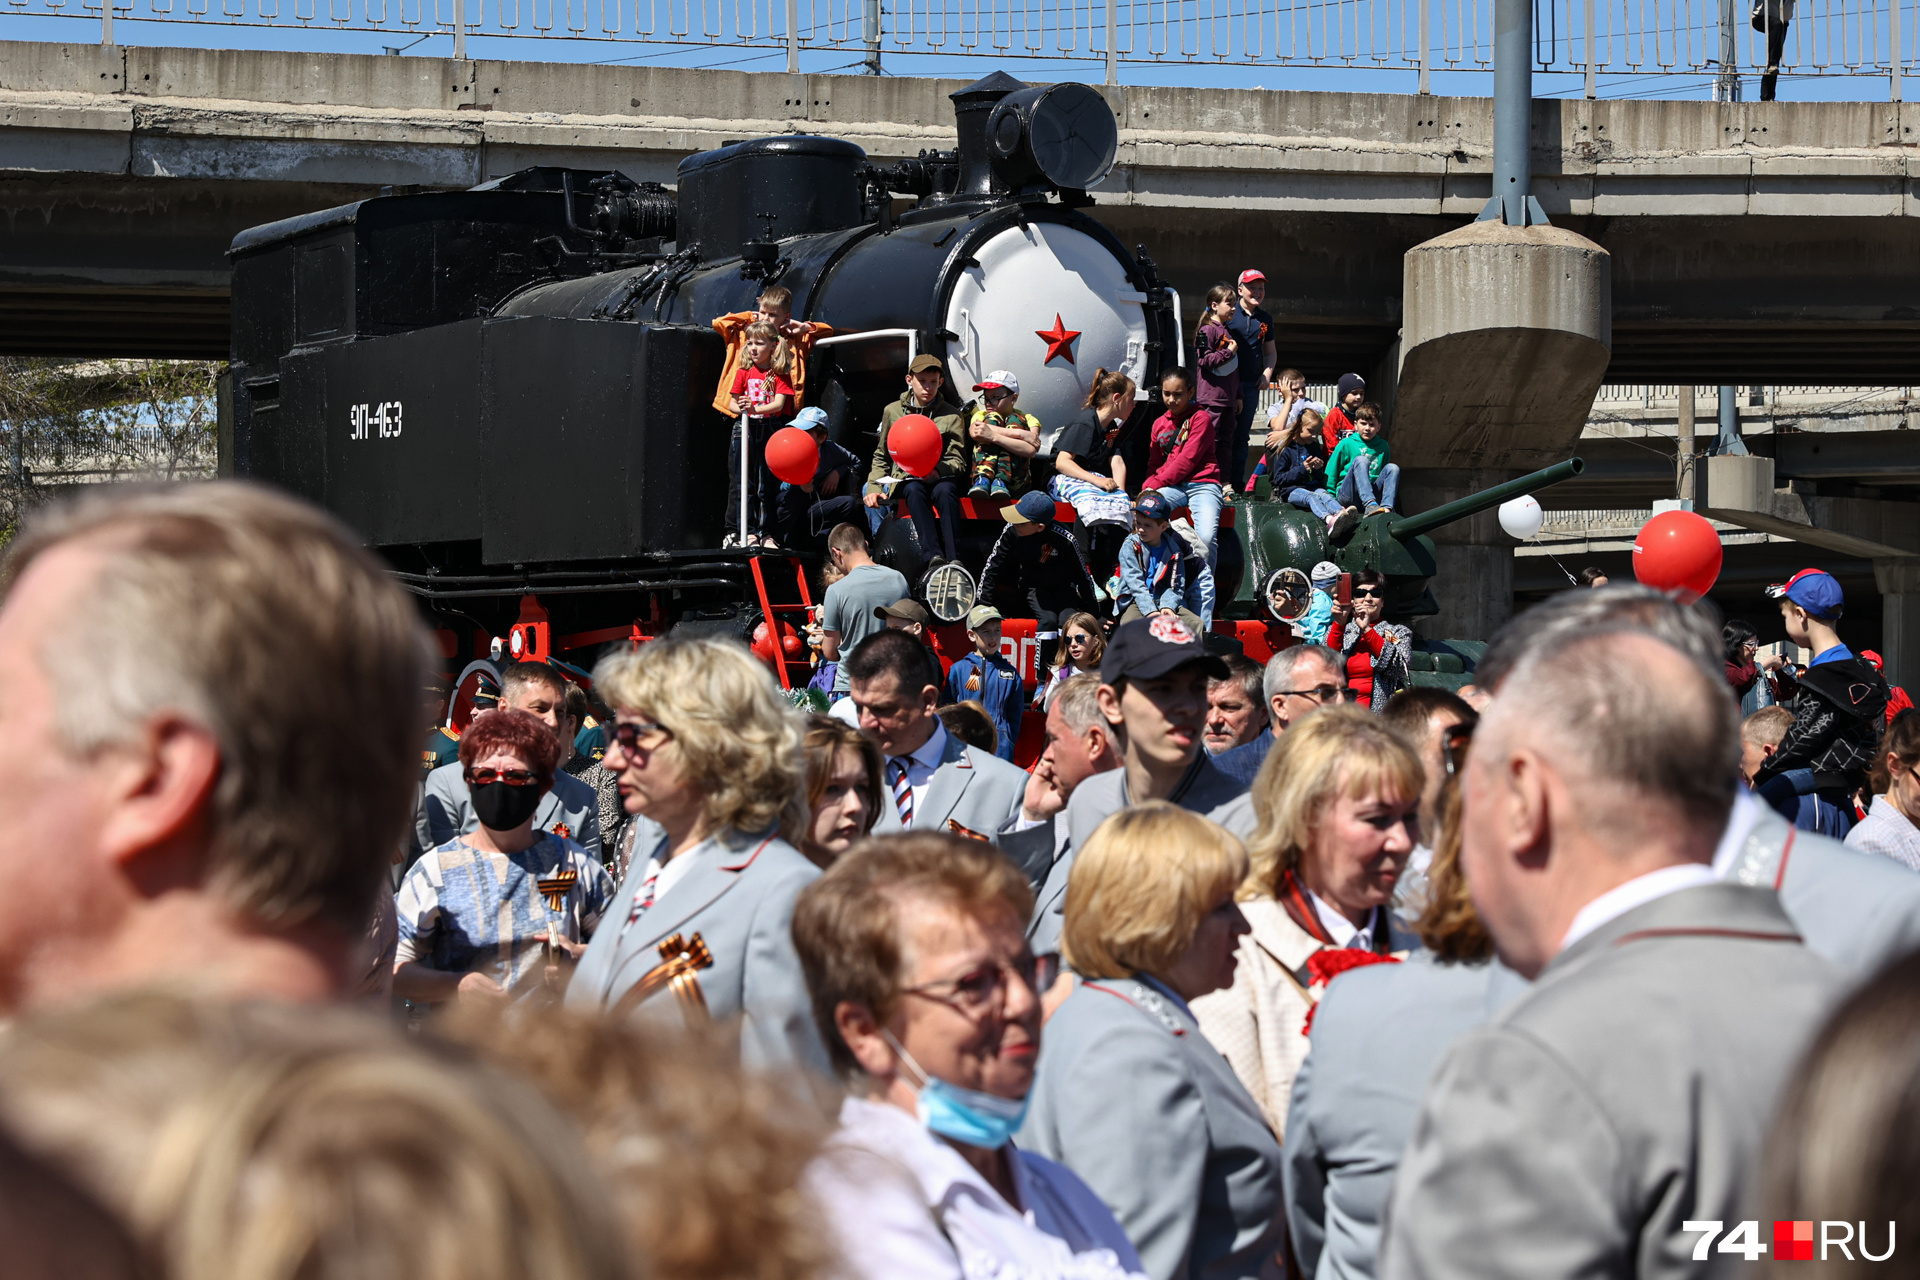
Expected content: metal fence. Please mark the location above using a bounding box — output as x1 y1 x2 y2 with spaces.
14 0 1913 96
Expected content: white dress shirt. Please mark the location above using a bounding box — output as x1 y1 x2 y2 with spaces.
807 1096 1148 1280
1711 788 1766 877
888 720 952 818
1311 891 1381 952
1846 794 1920 874
1558 862 1721 954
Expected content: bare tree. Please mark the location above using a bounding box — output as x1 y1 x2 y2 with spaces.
0 358 220 539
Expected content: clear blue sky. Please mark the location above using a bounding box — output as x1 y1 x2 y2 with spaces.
2 4 1905 101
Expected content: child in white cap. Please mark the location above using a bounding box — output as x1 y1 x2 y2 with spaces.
966 370 1042 500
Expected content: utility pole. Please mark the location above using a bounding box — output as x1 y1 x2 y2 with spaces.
1477 0 1549 225
1715 385 1749 455
863 0 882 73
1715 0 1743 100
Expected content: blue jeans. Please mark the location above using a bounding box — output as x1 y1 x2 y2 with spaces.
1158 481 1224 566
1287 486 1343 519
1335 458 1400 512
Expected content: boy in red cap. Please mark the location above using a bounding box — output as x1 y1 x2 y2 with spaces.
1755 568 1889 833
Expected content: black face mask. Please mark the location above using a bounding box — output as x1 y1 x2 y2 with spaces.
471 780 545 832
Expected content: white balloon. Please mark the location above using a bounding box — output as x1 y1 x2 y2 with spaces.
1498 494 1544 541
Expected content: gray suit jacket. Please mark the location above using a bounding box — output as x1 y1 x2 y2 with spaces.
1021 977 1286 1280
416 761 602 860
563 826 829 1075
1382 883 1845 1280
1721 791 1920 975
1029 754 1257 957
1284 955 1529 1280
871 726 1028 839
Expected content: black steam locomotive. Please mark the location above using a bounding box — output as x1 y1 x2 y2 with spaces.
222 70 1182 685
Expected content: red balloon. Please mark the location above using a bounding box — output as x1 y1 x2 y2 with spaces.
764 426 820 486
887 413 944 478
1632 510 1723 603
751 619 803 664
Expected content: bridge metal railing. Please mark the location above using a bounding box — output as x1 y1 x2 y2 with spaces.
18 0 1916 99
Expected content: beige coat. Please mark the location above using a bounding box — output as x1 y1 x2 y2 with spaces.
1193 897 1418 1138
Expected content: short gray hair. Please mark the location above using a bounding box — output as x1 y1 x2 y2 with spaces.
3 482 432 931
1213 653 1264 707
1485 627 1738 838
1477 584 1722 693
1262 644 1340 707
1052 672 1109 741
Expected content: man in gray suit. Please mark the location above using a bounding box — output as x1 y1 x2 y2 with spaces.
1382 629 1844 1280
1474 584 1920 975
1030 616 1258 958
415 661 601 859
844 628 1028 839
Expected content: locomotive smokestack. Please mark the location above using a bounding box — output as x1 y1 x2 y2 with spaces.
949 71 1028 200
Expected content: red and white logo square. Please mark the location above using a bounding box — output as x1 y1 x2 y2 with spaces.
1773 1220 1814 1261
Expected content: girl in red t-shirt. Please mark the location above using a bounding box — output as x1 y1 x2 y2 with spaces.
725 322 797 546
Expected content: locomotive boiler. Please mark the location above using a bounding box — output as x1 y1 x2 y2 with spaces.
222 70 1176 678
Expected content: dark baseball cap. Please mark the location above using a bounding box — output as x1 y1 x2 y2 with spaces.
1102 615 1229 683
909 354 944 374
1004 490 1056 525
875 598 933 627
1133 491 1174 522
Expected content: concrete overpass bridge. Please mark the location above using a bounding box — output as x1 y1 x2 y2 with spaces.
5 37 1920 382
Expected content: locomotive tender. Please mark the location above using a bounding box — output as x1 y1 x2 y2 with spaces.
222 70 1179 677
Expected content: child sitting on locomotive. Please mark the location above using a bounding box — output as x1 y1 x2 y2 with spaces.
964 370 1042 500
774 406 866 552
1141 366 1224 568
1115 490 1215 633
723 321 796 547
1326 400 1400 525
1267 408 1346 532
977 490 1098 672
1048 367 1135 585
864 354 970 568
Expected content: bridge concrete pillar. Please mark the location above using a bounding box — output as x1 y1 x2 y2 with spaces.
1875 557 1920 697
1391 220 1611 641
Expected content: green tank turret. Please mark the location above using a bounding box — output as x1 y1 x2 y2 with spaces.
1228 458 1586 627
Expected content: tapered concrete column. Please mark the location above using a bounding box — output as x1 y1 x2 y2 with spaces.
1390 220 1611 640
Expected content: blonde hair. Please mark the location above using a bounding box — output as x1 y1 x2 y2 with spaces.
1 481 431 932
1062 803 1248 979
594 638 807 842
0 994 629 1280
439 1003 832 1280
1245 707 1423 897
742 320 793 377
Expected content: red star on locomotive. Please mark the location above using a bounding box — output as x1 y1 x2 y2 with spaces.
1035 313 1081 365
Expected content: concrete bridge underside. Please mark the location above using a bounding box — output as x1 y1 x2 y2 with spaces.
6 40 1920 382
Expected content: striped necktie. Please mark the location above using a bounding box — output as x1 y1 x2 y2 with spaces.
888 757 915 826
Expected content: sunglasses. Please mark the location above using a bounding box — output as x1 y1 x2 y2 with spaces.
1442 720 1477 776
1067 633 1093 647
464 767 537 787
1352 587 1385 600
608 719 673 753
1279 685 1360 705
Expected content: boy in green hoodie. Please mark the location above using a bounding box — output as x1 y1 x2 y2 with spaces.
1325 401 1400 530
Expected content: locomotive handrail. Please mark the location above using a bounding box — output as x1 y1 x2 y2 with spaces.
813 328 919 366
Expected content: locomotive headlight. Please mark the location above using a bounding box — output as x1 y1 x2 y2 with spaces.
985 82 1119 194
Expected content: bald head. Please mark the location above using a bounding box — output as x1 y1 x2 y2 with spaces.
1461 627 1739 978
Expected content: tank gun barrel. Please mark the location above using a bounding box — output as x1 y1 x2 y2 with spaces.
1387 458 1586 541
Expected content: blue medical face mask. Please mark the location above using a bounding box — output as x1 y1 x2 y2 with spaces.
883 1031 1030 1149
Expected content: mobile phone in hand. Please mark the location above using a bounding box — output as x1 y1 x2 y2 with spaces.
1337 574 1352 607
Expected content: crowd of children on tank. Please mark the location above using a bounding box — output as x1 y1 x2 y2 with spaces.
709 272 1401 643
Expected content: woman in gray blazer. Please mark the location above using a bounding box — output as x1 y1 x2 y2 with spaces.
1021 803 1288 1280
565 637 829 1074
1282 781 1527 1280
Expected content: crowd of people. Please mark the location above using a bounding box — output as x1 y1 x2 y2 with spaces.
715 273 1404 646
3 471 1920 1279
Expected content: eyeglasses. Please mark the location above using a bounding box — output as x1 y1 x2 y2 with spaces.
607 719 673 754
1442 720 1477 777
903 953 1039 1017
464 767 538 787
1352 587 1385 600
1066 633 1093 648
1278 685 1359 705
983 390 1015 404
